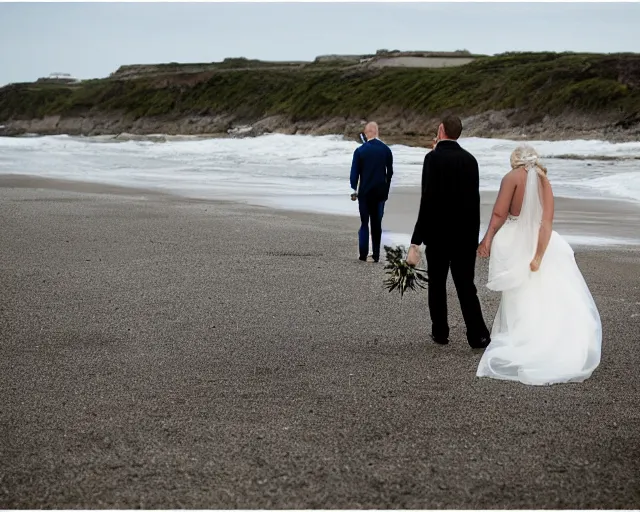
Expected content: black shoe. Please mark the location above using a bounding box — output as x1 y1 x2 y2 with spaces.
430 334 449 345
359 255 367 262
469 336 491 349
372 257 379 263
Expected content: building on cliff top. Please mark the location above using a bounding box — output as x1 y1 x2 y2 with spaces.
36 73 80 84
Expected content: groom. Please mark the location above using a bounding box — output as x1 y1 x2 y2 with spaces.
409 116 491 348
350 122 394 262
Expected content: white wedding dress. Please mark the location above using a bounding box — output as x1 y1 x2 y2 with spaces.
476 162 602 385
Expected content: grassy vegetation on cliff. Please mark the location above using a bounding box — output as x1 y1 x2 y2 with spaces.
1 52 639 125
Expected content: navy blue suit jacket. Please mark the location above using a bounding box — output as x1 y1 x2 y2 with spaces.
350 138 394 202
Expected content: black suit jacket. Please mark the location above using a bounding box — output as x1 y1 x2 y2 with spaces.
410 140 481 251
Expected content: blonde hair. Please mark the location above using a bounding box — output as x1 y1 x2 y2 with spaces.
510 144 547 176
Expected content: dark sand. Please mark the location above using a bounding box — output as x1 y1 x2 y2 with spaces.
1 176 640 508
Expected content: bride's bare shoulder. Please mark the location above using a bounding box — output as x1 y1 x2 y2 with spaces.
502 168 523 185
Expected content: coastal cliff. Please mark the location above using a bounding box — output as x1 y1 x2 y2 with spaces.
1 51 639 144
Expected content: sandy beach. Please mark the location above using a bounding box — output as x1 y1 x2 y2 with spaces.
1 176 640 508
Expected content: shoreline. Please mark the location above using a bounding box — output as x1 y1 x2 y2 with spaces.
383 187 640 249
3 174 639 250
2 127 639 149
2 111 640 147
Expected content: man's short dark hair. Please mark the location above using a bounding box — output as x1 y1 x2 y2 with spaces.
442 115 463 140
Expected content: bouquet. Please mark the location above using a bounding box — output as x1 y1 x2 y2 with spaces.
383 245 428 297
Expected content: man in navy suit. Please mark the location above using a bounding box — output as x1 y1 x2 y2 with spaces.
349 122 394 262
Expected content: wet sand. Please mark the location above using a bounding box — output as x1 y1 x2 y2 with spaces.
384 187 640 246
1 176 639 508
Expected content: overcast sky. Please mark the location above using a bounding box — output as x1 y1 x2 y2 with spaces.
1 2 639 86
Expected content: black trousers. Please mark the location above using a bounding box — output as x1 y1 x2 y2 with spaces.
426 244 490 344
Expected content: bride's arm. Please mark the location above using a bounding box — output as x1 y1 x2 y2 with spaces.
478 173 516 257
530 174 555 271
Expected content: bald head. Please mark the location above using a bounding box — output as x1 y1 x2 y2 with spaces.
364 121 379 140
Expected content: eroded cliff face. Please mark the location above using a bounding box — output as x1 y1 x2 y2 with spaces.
1 114 236 137
1 110 637 146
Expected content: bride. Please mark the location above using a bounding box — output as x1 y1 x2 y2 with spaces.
476 144 602 385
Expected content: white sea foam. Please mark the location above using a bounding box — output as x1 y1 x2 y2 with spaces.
1 133 639 211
